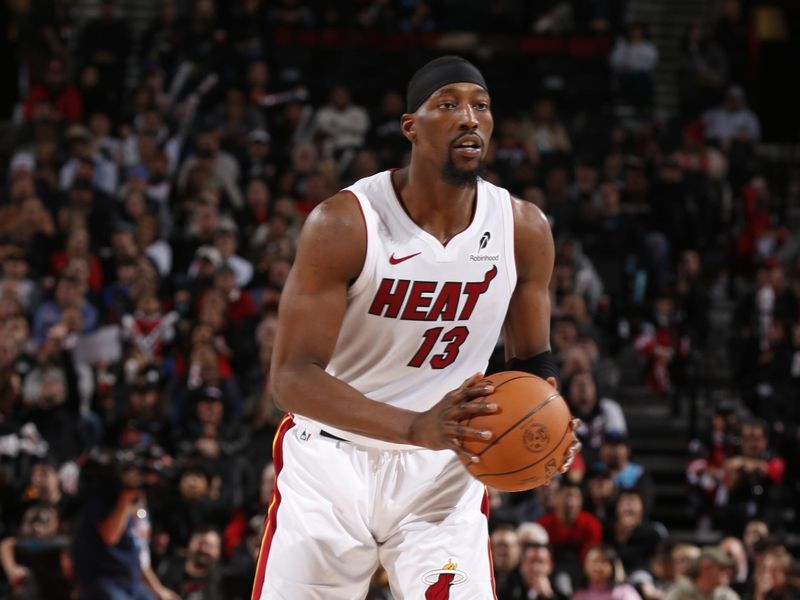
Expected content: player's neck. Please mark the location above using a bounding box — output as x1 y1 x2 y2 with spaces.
392 166 477 245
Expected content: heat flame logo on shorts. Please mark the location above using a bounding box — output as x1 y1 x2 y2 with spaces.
423 559 468 599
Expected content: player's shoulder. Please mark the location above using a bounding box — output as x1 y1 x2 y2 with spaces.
303 190 364 237
295 191 366 280
507 196 554 281
509 196 552 242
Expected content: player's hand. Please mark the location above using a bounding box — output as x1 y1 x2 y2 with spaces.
542 378 581 476
558 418 582 474
408 373 497 462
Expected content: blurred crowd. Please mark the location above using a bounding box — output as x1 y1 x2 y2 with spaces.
0 0 799 598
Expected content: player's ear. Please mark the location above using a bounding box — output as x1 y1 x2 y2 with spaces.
401 113 416 143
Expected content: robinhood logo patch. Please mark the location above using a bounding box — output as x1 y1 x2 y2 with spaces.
478 231 491 252
471 231 498 261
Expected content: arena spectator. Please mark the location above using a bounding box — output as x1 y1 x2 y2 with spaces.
158 462 226 551
72 458 153 600
20 328 95 462
604 488 665 573
1 245 39 313
555 236 605 314
76 0 131 116
537 480 603 582
564 370 627 464
633 295 691 396
521 98 572 160
742 519 770 561
687 402 739 530
59 126 119 197
719 537 749 595
0 502 72 600
224 514 262 599
3 196 58 278
500 542 569 600
716 419 785 533
584 463 618 523
177 128 243 212
672 544 702 582
106 365 169 450
312 84 370 159
367 90 407 169
240 134 278 189
609 22 659 110
573 544 643 600
629 540 680 600
678 24 729 119
516 520 550 546
713 0 749 86
157 525 223 600
491 524 522 593
23 58 83 123
598 431 655 514
212 224 253 289
703 86 761 150
750 548 799 600
663 547 740 600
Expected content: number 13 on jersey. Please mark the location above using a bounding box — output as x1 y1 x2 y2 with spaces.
408 326 470 369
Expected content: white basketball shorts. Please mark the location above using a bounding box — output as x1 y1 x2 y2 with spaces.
251 415 497 600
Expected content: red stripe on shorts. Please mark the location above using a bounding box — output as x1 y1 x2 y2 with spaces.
250 413 295 600
481 489 499 600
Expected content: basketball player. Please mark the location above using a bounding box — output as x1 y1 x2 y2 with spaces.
252 56 579 599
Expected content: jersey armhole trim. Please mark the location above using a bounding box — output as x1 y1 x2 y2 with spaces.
504 190 518 292
343 189 375 299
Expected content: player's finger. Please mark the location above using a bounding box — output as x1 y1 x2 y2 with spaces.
445 422 492 442
443 378 492 405
559 455 576 473
569 417 582 431
446 439 480 463
460 372 486 389
458 383 495 401
454 400 498 417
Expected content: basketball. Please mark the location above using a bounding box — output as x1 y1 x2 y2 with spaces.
461 371 573 492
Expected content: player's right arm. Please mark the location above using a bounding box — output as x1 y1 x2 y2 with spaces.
269 192 495 459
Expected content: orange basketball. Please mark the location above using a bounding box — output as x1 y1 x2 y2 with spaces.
461 371 573 492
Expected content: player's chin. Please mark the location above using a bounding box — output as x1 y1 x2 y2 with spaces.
442 155 484 186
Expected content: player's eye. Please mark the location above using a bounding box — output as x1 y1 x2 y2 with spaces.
475 102 489 110
439 101 456 109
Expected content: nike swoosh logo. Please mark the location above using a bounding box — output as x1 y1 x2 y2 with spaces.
389 252 421 265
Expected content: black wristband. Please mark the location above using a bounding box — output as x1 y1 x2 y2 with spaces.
506 351 559 382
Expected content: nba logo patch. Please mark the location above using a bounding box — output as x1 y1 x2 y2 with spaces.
298 429 311 442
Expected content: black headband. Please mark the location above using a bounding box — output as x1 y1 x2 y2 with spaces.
406 56 488 113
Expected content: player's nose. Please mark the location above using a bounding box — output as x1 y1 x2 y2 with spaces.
457 104 479 129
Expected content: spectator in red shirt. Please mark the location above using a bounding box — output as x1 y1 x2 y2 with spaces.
24 58 83 123
538 480 603 585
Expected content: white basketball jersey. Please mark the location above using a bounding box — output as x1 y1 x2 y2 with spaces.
297 170 517 449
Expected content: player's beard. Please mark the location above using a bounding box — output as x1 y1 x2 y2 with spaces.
441 152 485 187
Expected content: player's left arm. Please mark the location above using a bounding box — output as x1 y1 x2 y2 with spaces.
503 198 555 364
504 197 580 472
